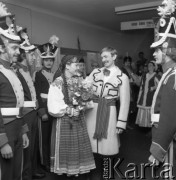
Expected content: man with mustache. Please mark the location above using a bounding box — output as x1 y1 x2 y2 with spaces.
86 46 130 180
0 3 29 180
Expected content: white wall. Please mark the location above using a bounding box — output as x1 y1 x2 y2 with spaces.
5 2 155 65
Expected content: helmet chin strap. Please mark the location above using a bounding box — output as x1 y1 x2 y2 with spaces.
43 66 52 72
3 46 12 63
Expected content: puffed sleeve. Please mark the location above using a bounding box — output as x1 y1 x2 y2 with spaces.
150 74 176 162
116 73 130 130
47 77 68 117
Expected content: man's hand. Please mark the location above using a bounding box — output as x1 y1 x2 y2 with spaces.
22 133 29 148
148 154 159 166
0 143 13 159
42 114 48 121
116 128 124 134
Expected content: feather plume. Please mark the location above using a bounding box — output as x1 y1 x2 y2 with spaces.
49 35 59 46
0 2 11 17
157 0 176 17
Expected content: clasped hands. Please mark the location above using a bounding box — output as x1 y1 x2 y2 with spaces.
66 107 80 117
116 128 124 134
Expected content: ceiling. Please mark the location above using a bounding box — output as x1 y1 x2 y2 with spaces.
6 0 161 32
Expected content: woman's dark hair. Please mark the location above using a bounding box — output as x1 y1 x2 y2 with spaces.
79 57 84 63
18 48 26 62
147 61 155 67
60 55 78 72
123 56 132 64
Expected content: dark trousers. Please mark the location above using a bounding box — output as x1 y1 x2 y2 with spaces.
0 119 23 180
22 110 38 180
89 153 118 180
39 114 53 168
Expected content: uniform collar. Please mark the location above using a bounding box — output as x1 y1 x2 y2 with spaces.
162 61 176 73
12 62 29 72
42 67 52 73
18 63 28 72
0 58 12 69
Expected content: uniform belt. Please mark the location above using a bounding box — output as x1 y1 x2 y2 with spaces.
151 113 160 123
1 108 20 116
23 101 36 108
40 93 48 99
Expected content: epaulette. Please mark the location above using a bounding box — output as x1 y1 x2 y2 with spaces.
163 67 176 90
51 77 63 88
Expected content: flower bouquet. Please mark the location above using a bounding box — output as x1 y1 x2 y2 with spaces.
69 77 94 110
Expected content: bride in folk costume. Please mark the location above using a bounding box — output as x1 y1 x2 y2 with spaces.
47 55 95 178
148 0 176 178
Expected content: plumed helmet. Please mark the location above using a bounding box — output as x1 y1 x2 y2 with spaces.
0 2 20 43
37 35 59 59
151 0 176 49
17 27 36 52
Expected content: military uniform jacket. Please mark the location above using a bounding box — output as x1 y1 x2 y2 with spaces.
15 63 37 116
34 69 54 116
86 66 130 155
0 59 25 148
150 66 176 162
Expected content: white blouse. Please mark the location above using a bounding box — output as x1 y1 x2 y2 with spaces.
47 77 68 117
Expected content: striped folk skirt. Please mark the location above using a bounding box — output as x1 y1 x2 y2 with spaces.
135 106 152 127
50 113 95 176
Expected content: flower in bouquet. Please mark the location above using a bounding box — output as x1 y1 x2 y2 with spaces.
70 78 94 110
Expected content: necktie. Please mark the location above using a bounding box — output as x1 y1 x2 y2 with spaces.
103 68 110 76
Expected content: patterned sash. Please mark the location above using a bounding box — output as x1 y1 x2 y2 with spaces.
93 95 116 140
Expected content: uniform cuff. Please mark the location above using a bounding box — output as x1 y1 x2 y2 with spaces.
38 108 46 117
116 119 127 130
22 123 29 134
150 142 167 162
0 133 8 148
